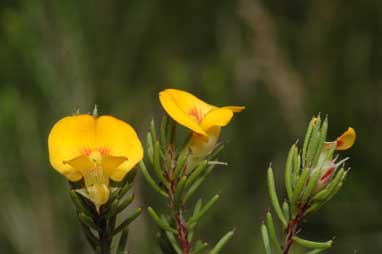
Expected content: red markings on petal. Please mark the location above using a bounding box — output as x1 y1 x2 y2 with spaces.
320 167 334 183
189 107 204 123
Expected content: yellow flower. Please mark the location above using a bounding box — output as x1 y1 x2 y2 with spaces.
48 114 143 210
325 127 356 151
335 127 356 150
159 88 245 158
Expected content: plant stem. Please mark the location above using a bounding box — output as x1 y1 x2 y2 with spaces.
166 143 191 254
176 208 190 254
98 215 111 254
282 205 305 254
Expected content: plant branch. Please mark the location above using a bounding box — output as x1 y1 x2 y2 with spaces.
282 204 306 254
166 143 191 254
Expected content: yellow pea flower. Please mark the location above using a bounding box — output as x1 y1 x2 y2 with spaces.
48 114 143 210
335 127 356 150
325 127 356 151
159 88 245 159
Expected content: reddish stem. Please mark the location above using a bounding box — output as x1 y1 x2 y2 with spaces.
282 204 305 254
166 144 191 254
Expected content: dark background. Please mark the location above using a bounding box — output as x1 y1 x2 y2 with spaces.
0 0 380 253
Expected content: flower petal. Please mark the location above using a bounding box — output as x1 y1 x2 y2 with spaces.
63 155 94 172
95 116 143 181
101 155 129 176
159 89 209 135
336 127 356 150
200 108 234 131
222 106 246 113
48 114 96 181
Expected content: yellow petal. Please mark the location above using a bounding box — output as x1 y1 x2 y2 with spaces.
63 155 95 172
200 108 233 131
159 89 212 136
189 126 221 159
336 127 356 150
88 184 110 212
48 114 96 181
95 116 143 181
222 106 246 113
101 155 129 176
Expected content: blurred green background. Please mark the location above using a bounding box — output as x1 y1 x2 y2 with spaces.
0 0 380 253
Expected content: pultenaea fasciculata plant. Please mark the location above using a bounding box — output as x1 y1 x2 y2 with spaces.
261 115 356 254
139 89 245 254
48 107 143 254
47 91 358 254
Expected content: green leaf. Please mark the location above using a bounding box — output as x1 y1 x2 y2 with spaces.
301 168 322 205
78 212 100 231
150 118 157 142
302 117 317 167
292 236 333 249
210 229 235 254
118 180 132 199
291 167 310 215
188 198 203 242
167 117 176 145
306 116 322 168
70 191 94 218
153 141 169 185
186 160 208 187
108 215 117 234
110 194 135 217
161 215 182 254
191 241 208 254
113 208 142 235
183 165 213 202
303 249 324 254
79 222 98 250
139 161 169 198
266 212 281 252
187 194 219 225
312 116 328 166
160 115 169 149
291 152 301 216
104 198 119 218
117 229 128 253
285 145 296 202
261 223 272 254
174 176 187 207
208 143 225 161
311 168 345 204
147 207 177 234
147 132 154 164
267 166 286 227
282 201 290 222
173 148 189 180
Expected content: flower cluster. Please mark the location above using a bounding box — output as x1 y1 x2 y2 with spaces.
263 115 356 254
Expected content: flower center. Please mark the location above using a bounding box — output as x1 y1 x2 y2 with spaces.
189 107 204 123
84 151 110 211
